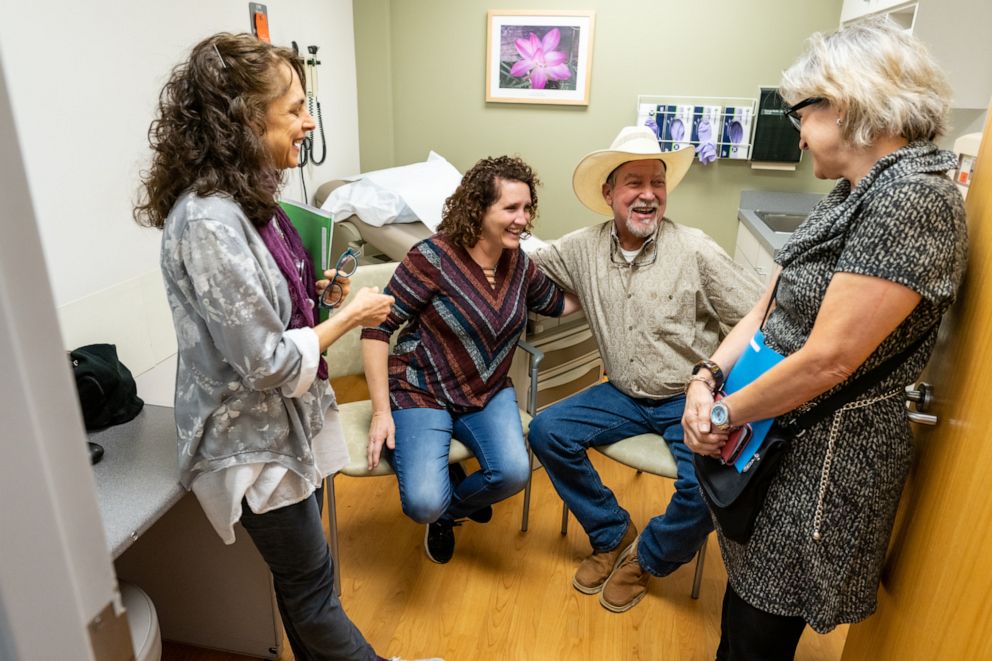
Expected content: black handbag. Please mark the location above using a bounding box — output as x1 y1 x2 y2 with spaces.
69 343 144 431
694 279 927 544
695 422 791 543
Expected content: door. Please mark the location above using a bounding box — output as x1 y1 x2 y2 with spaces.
0 51 131 661
840 110 992 658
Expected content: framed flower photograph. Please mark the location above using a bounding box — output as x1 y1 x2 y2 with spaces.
486 10 595 105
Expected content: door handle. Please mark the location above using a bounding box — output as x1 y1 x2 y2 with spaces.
908 411 937 425
906 382 937 425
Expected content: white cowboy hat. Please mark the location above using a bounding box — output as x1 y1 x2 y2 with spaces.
572 125 694 216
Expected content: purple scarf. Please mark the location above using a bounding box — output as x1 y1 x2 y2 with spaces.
258 207 328 381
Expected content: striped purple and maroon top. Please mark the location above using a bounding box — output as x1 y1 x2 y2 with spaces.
360 234 565 413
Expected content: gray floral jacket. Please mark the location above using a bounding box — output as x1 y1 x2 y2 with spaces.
161 192 333 489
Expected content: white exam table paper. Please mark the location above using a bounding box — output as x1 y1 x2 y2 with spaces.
356 152 462 231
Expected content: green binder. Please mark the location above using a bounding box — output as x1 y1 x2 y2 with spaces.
279 198 334 279
279 198 334 322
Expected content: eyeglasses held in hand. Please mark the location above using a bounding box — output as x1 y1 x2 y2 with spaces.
319 247 360 310
782 96 825 132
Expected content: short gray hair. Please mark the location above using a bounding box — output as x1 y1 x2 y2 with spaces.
779 16 951 148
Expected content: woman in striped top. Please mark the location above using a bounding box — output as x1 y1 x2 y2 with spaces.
361 156 580 563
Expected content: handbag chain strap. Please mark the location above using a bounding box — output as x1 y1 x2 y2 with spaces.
811 386 903 541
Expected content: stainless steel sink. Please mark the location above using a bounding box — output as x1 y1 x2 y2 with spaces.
754 211 807 234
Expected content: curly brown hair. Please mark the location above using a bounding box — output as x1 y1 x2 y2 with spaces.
133 33 305 229
437 156 539 249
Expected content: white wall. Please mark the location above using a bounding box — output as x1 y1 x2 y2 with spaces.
0 0 359 372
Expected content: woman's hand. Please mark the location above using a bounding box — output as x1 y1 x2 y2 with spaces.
342 287 394 327
315 268 350 303
682 380 728 458
367 410 395 470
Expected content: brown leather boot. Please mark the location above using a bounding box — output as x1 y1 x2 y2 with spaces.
599 536 650 612
572 523 638 594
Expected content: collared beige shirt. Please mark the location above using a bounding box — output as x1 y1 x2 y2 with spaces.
532 218 762 399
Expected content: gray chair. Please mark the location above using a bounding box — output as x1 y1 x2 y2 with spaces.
323 262 544 593
557 433 708 599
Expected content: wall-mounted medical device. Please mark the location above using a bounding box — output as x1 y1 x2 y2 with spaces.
249 3 270 44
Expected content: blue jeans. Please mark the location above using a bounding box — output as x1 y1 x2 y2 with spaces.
239 485 377 661
389 387 531 523
528 381 713 577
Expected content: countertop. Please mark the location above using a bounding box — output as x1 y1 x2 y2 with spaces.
92 353 182 559
738 190 825 255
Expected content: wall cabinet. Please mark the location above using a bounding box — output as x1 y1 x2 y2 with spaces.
841 0 911 24
839 0 992 109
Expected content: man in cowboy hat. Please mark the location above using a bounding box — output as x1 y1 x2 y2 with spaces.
529 125 761 612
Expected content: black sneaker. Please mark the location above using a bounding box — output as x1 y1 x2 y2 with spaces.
425 520 458 564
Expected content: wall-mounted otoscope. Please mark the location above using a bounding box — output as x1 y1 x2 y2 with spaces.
301 44 326 167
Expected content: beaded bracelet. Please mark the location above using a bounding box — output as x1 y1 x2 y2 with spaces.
684 374 716 394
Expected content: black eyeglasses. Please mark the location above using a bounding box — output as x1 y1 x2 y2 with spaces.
318 247 360 310
782 97 825 131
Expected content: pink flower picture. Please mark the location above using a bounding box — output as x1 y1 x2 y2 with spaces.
487 12 594 105
499 25 580 91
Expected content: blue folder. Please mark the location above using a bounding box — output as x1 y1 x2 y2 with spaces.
724 329 786 472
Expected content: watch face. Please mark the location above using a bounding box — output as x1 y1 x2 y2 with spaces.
711 403 729 426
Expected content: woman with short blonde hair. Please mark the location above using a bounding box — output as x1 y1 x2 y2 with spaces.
684 17 967 660
779 17 950 148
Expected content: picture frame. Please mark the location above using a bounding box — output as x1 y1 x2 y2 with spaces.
486 10 595 106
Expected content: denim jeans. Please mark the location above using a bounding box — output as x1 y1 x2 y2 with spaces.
388 387 531 523
528 381 713 577
239 485 377 661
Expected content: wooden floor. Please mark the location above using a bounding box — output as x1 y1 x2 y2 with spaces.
163 380 848 661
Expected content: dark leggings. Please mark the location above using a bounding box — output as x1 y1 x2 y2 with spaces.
715 581 806 661
239 485 377 661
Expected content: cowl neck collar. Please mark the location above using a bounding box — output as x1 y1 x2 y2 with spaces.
777 141 958 267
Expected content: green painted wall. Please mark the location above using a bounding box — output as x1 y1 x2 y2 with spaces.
353 0 841 251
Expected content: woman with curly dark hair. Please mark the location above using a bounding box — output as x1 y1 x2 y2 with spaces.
361 156 580 563
135 33 438 661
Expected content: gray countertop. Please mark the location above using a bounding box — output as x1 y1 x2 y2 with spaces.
738 190 825 255
90 404 183 558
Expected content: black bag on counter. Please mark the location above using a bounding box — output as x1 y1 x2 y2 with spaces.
69 343 144 431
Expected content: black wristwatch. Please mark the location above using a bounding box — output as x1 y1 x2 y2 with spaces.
692 359 725 391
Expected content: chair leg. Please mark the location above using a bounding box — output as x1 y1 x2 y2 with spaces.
325 476 342 597
521 446 533 532
560 502 569 535
690 535 708 600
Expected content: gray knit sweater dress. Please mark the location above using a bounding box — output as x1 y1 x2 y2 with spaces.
719 141 967 633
